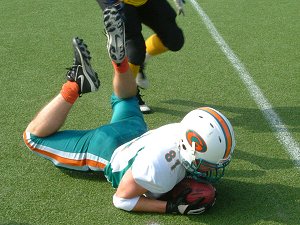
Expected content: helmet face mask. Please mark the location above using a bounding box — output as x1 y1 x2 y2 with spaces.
178 140 230 183
178 107 236 183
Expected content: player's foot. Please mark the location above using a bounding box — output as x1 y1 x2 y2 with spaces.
66 37 100 95
136 63 150 89
136 88 151 114
103 6 126 64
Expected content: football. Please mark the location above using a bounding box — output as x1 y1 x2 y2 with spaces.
169 178 216 205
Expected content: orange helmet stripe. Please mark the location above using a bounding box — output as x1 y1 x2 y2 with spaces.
199 107 233 159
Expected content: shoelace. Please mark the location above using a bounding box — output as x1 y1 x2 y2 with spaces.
66 65 78 81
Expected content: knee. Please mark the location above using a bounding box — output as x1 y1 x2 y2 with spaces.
23 130 34 151
163 27 185 52
126 37 146 65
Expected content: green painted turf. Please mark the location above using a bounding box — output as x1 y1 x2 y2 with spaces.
1 0 299 224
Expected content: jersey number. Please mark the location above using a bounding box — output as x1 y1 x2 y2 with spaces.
165 150 176 162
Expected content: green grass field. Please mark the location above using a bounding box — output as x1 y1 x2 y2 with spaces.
1 0 299 224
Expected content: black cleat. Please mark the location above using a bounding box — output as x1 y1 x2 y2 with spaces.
66 37 100 95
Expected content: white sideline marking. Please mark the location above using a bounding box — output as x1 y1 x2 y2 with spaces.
189 0 300 169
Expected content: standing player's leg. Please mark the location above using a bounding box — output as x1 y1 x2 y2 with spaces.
142 0 184 56
136 0 184 87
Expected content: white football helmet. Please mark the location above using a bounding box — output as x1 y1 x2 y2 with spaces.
178 107 236 182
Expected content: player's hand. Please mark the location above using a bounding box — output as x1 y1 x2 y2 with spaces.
166 188 209 214
173 0 185 16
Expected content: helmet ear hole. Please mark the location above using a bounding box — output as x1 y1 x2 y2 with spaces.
179 139 187 150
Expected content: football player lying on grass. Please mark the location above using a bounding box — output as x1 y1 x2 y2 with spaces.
23 6 235 215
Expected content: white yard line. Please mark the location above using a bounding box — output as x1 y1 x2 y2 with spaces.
189 0 300 169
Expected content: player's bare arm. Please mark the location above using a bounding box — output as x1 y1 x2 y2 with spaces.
115 169 167 213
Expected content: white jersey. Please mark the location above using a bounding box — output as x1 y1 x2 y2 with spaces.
104 123 186 198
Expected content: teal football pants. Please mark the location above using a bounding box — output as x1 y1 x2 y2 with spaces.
23 94 147 171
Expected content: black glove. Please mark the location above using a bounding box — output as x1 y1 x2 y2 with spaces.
166 188 208 215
